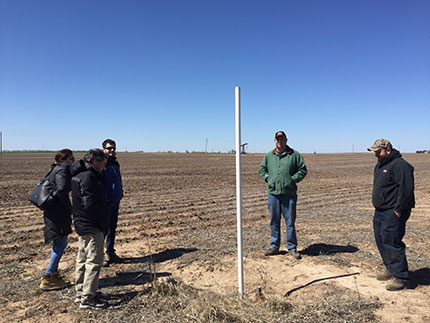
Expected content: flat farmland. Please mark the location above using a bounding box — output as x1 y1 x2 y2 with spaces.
0 152 429 322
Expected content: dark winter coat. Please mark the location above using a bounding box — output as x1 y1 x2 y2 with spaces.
372 149 415 214
43 162 73 243
103 156 123 202
70 160 107 235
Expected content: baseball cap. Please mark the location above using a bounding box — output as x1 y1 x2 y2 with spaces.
367 139 392 151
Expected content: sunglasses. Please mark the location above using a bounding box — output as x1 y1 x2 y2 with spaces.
105 147 116 151
275 136 286 141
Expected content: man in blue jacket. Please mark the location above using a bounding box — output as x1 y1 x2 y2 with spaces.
102 139 124 266
368 139 415 291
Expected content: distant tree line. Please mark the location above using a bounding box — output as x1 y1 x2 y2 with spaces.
3 150 87 153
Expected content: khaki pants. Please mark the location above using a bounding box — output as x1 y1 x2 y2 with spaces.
75 231 104 300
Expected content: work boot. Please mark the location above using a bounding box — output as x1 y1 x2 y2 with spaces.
376 268 393 281
288 249 302 260
39 272 67 291
264 248 280 256
109 252 122 263
103 252 123 267
386 279 409 291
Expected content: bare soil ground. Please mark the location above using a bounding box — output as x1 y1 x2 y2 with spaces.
0 152 429 322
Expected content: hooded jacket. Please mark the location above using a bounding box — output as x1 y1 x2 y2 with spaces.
372 149 415 213
259 146 307 195
70 160 107 235
103 156 123 203
43 162 73 243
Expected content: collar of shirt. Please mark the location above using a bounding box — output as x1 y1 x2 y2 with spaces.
272 145 293 155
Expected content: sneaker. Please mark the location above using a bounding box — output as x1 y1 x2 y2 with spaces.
80 294 108 309
386 279 409 291
39 272 67 291
288 249 302 260
376 268 393 281
75 291 102 303
264 248 280 256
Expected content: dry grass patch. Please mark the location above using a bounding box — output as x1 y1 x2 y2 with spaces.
76 278 380 323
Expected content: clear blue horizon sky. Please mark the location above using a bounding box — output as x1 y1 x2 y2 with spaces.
1 0 429 153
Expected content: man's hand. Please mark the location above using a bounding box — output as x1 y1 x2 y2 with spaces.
394 210 401 217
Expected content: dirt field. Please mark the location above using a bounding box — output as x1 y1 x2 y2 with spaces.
0 152 429 322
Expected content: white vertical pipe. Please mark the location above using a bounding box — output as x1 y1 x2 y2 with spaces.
235 86 244 296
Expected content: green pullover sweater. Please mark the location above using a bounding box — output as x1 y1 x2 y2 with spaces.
259 146 307 195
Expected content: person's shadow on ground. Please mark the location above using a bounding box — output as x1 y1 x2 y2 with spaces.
99 271 171 289
299 243 359 256
101 290 140 307
99 247 198 289
410 267 430 288
121 247 198 264
100 275 183 307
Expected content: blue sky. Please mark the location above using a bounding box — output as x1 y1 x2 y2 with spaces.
1 0 429 153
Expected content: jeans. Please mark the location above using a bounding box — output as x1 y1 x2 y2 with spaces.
75 231 104 300
46 235 68 274
268 194 297 251
373 208 410 281
105 201 120 255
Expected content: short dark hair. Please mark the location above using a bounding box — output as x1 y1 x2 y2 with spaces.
275 131 287 139
102 139 116 148
83 149 106 164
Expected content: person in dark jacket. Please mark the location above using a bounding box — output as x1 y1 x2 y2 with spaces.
39 149 75 291
71 149 108 309
101 139 124 266
368 138 415 291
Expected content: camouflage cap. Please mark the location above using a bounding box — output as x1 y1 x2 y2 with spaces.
367 139 392 151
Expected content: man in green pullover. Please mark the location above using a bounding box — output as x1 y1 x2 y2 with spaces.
259 131 307 259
